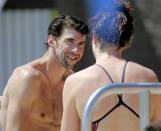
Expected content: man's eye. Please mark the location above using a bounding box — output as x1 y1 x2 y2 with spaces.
79 43 85 46
66 39 74 44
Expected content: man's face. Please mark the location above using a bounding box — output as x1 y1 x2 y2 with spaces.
55 28 86 69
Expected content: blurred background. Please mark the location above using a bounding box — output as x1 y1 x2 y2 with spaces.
0 0 161 98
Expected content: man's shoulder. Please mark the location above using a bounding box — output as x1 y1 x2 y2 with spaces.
6 65 43 94
13 65 44 80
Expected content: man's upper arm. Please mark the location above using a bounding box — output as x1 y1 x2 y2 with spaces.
5 70 39 131
61 76 80 131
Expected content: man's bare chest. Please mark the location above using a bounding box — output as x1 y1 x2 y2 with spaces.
31 82 64 125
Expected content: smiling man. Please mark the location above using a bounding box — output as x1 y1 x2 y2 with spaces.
0 14 89 131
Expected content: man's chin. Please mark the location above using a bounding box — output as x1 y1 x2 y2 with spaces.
62 59 78 69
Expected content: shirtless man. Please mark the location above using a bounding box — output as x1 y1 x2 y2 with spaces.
61 2 161 131
0 14 89 131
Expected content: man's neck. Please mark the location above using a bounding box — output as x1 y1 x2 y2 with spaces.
41 52 68 87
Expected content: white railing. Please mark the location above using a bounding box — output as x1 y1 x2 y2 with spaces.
81 83 161 131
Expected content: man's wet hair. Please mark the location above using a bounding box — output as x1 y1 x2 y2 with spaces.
44 14 90 49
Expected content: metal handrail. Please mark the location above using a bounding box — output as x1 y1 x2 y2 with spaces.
81 83 161 131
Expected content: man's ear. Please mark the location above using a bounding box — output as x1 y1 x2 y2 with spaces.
47 35 56 47
92 31 97 45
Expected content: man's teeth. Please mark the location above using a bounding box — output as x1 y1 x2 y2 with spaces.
68 55 77 60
